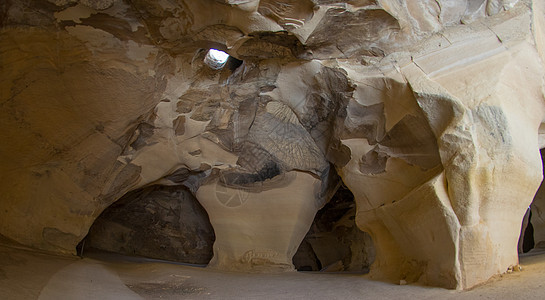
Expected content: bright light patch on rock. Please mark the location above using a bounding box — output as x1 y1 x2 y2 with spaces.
205 49 229 69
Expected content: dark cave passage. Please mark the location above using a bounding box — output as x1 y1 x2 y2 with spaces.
522 210 535 253
519 148 545 255
79 181 376 272
79 185 215 265
293 185 375 272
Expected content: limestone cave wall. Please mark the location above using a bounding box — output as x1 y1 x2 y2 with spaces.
1 0 545 290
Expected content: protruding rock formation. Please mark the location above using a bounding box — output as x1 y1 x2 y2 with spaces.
1 0 545 290
334 3 545 288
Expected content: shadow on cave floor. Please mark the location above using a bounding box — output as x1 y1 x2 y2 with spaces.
520 245 545 258
3 241 545 300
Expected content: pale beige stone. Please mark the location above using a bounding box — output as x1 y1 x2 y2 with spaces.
337 2 544 288
1 0 544 291
196 171 321 271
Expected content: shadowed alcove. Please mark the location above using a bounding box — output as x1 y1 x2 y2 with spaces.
81 185 215 265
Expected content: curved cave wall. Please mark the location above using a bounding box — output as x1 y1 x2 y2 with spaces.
83 185 215 264
1 0 545 291
82 181 376 272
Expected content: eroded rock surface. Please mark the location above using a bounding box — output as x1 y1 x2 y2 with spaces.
85 185 215 264
1 0 545 290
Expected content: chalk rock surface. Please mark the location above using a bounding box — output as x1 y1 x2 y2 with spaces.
1 0 545 290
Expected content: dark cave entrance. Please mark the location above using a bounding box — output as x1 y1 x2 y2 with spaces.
78 180 376 271
78 185 215 265
521 209 534 253
519 148 545 255
293 184 375 272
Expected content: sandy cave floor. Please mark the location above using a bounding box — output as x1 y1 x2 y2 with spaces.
1 243 545 300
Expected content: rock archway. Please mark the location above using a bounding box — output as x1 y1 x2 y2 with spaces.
83 185 215 264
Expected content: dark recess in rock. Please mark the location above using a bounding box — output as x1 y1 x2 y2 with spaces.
226 55 243 71
359 146 388 175
130 122 155 151
293 185 375 272
523 210 535 253
221 160 281 186
238 31 310 59
82 185 215 264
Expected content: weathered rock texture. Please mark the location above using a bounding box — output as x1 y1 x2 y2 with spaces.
1 0 545 290
85 185 215 264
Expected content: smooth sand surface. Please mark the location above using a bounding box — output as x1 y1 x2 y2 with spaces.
1 243 544 299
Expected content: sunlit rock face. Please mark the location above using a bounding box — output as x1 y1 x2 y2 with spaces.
334 2 545 288
1 0 545 290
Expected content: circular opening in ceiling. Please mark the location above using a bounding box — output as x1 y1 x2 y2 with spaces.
204 49 230 70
